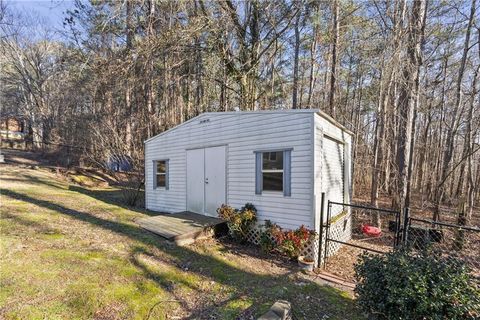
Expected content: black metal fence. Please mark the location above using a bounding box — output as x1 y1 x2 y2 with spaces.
406 217 480 283
318 194 480 287
319 198 402 280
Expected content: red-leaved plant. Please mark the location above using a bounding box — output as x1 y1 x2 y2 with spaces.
262 220 316 259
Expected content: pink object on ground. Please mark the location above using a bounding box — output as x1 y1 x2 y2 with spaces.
361 225 382 237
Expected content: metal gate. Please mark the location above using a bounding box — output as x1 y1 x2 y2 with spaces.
319 199 402 278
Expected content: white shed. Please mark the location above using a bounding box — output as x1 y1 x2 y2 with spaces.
144 109 353 234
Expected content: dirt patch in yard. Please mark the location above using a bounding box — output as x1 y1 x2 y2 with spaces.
321 243 384 283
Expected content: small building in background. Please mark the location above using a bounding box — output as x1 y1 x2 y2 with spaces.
106 155 133 172
0 116 27 148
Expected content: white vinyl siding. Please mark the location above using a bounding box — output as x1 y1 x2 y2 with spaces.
145 111 314 230
314 125 324 230
145 110 353 231
313 113 353 228
322 136 344 214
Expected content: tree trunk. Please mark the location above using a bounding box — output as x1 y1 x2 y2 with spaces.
434 0 476 221
395 0 427 214
351 74 364 198
307 10 319 108
292 9 301 109
371 65 393 208
328 0 339 117
465 65 479 221
125 0 134 155
415 110 432 192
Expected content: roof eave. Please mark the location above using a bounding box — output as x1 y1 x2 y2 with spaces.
316 110 354 136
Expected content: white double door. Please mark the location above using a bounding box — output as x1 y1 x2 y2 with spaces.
186 145 226 216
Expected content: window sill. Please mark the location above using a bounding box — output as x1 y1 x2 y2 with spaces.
260 190 285 196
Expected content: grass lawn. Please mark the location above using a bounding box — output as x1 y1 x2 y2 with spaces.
0 164 365 319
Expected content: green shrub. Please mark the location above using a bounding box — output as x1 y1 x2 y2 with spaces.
354 249 480 319
217 203 257 242
259 231 275 253
259 220 277 253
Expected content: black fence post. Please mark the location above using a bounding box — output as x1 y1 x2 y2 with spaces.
402 207 410 245
318 192 325 268
323 201 331 270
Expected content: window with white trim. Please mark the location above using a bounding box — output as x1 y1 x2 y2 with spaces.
154 160 168 189
255 149 291 196
262 151 284 191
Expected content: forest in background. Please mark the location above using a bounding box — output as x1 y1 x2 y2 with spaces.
0 0 479 224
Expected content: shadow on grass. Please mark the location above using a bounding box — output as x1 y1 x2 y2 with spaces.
1 172 66 189
1 211 62 236
68 185 159 217
1 188 363 319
